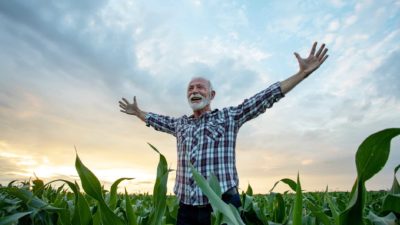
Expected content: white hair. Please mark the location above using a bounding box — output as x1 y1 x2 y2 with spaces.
189 76 214 93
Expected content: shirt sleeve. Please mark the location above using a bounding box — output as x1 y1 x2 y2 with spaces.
145 112 178 136
228 82 285 128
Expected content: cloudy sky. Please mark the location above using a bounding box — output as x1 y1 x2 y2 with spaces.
0 0 399 194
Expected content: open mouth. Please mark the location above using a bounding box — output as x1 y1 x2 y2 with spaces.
190 96 203 102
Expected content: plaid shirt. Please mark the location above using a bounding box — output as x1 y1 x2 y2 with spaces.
145 82 284 205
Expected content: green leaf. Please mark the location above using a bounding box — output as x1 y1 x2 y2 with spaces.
75 153 104 201
51 179 92 225
366 211 397 225
245 184 253 196
381 194 400 214
389 164 400 194
0 211 32 225
325 192 340 224
208 174 223 225
339 128 400 225
165 197 179 225
305 199 332 225
32 177 44 197
339 179 366 225
148 143 169 225
98 201 126 225
4 187 59 210
75 153 125 225
125 189 138 225
381 164 400 214
269 178 297 192
109 177 134 210
355 128 400 181
208 174 222 198
272 193 285 223
190 165 245 225
292 173 302 225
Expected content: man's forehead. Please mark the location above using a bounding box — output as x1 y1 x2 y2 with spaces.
188 78 209 86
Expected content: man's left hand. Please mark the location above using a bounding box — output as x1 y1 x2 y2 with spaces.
294 42 329 78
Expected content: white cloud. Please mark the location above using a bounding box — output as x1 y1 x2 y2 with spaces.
344 15 358 27
329 0 346 7
301 159 314 165
0 0 399 193
328 19 340 32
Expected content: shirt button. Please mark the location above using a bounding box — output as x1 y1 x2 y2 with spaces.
190 158 196 164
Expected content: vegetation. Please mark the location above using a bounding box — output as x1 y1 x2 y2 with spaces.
0 128 399 225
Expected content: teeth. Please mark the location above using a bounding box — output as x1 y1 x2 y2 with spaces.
191 96 202 101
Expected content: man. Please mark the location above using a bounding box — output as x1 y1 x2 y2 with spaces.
119 42 328 225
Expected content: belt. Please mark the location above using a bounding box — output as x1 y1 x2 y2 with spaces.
179 202 211 209
223 187 239 196
179 187 238 208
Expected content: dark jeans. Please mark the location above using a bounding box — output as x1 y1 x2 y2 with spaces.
176 188 241 225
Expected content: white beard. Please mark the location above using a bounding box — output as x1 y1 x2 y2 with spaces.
188 94 211 111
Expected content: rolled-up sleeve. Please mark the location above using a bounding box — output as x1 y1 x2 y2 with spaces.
145 112 178 136
229 82 284 128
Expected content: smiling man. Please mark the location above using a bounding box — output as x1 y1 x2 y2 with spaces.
119 42 328 225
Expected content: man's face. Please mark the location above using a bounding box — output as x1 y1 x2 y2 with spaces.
187 78 214 111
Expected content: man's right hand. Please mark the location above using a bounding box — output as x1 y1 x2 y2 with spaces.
119 96 147 121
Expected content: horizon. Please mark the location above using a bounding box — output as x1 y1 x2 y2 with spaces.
0 0 399 194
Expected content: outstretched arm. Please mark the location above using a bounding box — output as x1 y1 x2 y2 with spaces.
119 96 147 122
280 42 329 94
119 97 178 135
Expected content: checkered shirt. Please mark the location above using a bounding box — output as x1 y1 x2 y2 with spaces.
145 82 284 205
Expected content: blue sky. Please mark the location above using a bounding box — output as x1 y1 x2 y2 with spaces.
0 0 399 194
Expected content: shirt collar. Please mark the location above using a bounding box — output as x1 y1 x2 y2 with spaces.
188 109 219 120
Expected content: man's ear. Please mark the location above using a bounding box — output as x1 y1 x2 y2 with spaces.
210 90 216 100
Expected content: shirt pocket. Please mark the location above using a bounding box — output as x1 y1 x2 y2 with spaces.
204 119 225 140
177 126 190 144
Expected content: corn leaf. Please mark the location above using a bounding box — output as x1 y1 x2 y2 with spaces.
208 174 222 198
191 165 245 225
366 211 397 225
125 188 138 225
339 128 400 225
381 164 400 214
109 177 134 210
75 153 103 201
355 128 400 181
245 184 253 196
0 211 32 225
389 164 400 194
292 173 302 225
75 153 125 225
3 187 59 210
51 179 92 225
272 193 285 223
148 143 169 225
269 178 297 193
305 199 332 225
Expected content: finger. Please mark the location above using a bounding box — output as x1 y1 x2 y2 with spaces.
118 101 127 107
309 42 317 56
318 48 328 61
134 96 138 106
315 43 326 58
294 52 301 61
120 109 127 114
320 54 329 64
119 103 126 110
122 98 130 105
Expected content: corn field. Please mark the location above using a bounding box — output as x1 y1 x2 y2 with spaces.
0 128 399 225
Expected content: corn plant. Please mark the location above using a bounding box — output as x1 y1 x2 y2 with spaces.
0 128 399 225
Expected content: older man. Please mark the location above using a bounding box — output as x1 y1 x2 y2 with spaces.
119 42 328 225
